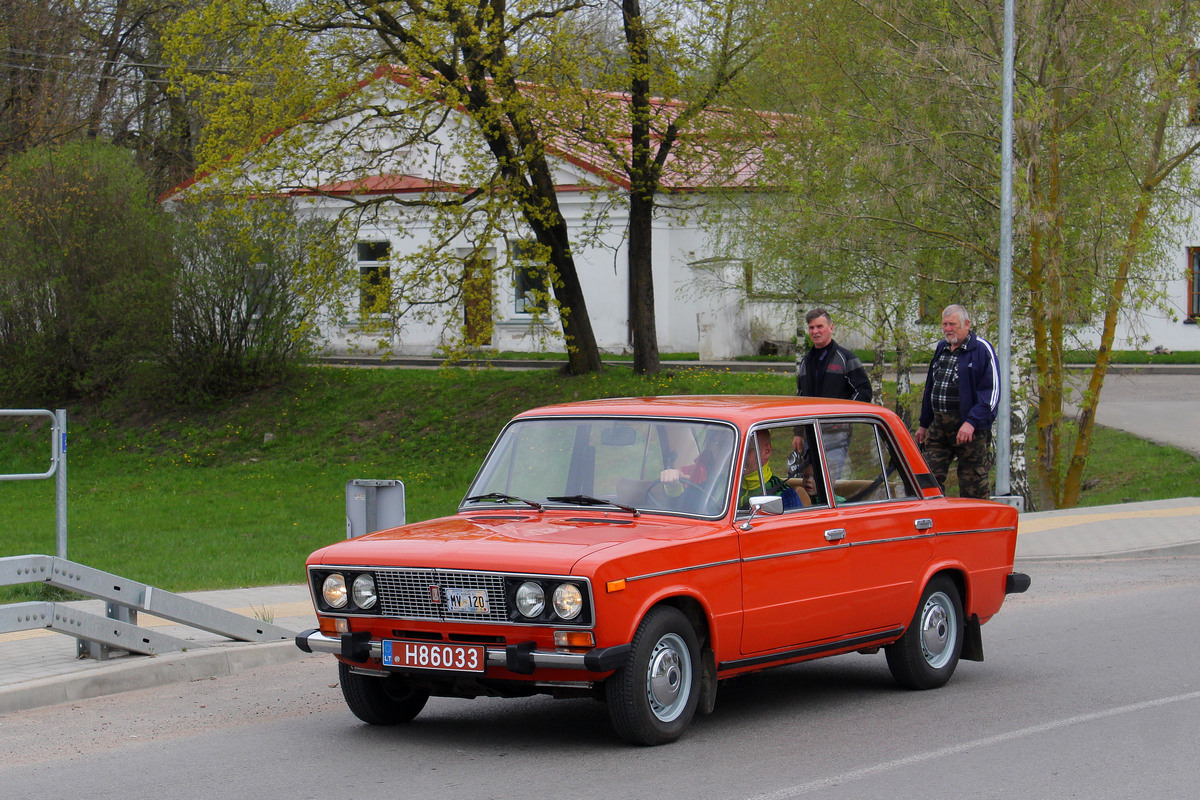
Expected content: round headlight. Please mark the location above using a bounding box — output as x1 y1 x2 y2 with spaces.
552 583 583 620
515 581 545 617
351 574 377 609
322 573 348 609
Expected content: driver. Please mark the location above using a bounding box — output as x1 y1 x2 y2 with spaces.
659 427 734 488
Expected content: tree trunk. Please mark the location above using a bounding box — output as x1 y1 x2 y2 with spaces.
624 0 661 375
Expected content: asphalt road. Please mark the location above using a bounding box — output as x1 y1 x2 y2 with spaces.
2 553 1197 800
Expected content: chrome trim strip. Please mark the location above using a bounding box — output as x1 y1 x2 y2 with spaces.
623 558 743 583
742 544 846 562
936 526 1015 536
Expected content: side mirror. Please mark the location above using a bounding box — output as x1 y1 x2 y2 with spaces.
739 495 783 530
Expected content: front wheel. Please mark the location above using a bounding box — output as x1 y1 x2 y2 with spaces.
339 661 430 725
886 576 963 690
605 606 701 746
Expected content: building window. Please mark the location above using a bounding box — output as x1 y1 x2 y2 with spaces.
1188 247 1200 321
512 239 549 314
357 241 391 316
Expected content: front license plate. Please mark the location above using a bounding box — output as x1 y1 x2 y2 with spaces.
383 640 485 673
445 587 490 614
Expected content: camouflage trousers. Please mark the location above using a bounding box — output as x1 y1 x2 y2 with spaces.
923 411 993 499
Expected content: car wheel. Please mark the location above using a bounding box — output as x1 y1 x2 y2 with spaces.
605 605 701 746
338 661 431 725
885 576 963 690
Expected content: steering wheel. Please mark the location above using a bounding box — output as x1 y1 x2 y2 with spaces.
643 478 705 509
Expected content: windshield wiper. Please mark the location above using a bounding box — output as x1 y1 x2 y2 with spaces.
463 492 544 512
545 494 640 517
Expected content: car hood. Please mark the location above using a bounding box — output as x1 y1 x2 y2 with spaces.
308 511 711 575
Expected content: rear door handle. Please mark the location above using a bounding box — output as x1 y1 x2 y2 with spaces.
824 528 846 542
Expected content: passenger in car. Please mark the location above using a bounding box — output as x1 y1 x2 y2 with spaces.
739 429 803 510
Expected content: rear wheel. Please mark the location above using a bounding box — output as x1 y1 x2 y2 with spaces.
886 576 963 690
339 661 430 724
605 606 700 746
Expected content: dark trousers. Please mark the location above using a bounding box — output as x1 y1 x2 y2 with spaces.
923 411 992 499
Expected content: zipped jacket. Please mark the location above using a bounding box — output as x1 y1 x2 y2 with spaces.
796 340 872 403
918 332 1000 431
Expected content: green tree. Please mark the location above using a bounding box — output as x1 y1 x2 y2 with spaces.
0 140 174 403
167 0 607 374
723 0 1200 508
527 1 763 374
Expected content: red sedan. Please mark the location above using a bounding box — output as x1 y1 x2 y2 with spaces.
297 396 1029 745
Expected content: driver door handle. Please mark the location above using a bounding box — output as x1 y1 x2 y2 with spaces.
914 518 934 531
824 528 846 542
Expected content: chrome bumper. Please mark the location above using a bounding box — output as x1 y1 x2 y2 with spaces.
294 629 630 674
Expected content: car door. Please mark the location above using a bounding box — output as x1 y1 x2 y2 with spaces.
737 423 870 654
822 418 933 634
737 419 933 655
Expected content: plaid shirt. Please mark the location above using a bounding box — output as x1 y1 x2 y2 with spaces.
928 345 962 416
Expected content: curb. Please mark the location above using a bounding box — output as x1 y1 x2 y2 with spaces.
0 639 306 715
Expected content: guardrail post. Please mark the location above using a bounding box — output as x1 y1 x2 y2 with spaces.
55 409 67 560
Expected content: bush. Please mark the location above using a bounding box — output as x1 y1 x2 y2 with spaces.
0 141 174 405
164 196 349 399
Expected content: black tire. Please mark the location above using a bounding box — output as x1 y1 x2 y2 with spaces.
605 606 701 746
886 576 964 690
338 661 430 725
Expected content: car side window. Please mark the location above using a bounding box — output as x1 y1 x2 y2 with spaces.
827 420 919 504
739 424 828 512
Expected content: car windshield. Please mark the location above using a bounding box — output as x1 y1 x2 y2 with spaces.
463 417 738 517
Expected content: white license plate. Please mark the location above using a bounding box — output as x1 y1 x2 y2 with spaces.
445 587 490 614
383 640 485 673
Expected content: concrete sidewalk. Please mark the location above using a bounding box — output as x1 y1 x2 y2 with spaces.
3 496 1198 715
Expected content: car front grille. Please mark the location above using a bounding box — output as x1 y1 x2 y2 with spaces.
374 568 510 624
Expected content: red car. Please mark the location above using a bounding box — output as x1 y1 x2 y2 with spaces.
297 396 1029 745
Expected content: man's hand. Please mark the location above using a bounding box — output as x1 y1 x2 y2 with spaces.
915 426 927 445
660 468 682 483
792 435 803 453
956 422 976 445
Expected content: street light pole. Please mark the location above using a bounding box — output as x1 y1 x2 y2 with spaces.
996 0 1016 498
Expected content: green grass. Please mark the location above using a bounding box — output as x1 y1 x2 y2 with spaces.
1 363 1196 598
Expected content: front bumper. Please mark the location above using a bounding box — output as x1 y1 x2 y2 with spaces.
294 629 631 674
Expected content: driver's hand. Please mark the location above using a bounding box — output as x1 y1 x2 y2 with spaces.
660 468 683 483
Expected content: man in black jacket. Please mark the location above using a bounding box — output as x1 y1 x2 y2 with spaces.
792 309 872 480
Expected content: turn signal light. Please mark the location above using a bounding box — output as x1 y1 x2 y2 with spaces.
554 630 595 650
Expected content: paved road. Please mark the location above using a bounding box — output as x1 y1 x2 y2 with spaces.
1 557 1197 799
1083 369 1200 457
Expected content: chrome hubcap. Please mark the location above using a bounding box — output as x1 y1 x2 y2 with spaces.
919 591 955 669
646 633 690 721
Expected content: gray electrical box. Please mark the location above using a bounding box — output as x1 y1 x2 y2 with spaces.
345 479 406 538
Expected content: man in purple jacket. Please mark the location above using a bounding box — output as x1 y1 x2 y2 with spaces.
917 304 1000 498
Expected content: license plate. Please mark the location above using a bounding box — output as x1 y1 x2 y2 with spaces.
383 640 485 673
445 587 490 614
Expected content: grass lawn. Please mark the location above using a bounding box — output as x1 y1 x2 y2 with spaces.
2 363 1197 598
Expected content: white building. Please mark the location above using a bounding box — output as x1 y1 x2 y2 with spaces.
173 66 1200 360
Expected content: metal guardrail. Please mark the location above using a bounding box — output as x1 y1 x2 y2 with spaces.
0 409 67 558
0 555 294 659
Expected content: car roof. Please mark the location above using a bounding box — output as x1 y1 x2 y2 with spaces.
512 395 890 428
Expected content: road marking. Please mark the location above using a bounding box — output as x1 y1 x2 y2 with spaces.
742 689 1200 799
